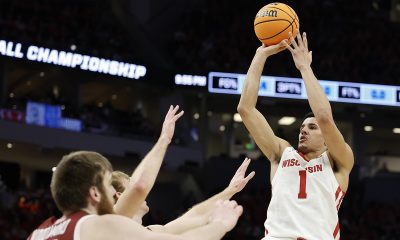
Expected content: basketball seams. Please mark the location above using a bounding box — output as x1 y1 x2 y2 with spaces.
267 6 295 21
259 19 294 40
286 6 299 22
256 17 296 40
266 6 299 29
286 6 299 29
291 22 294 37
254 5 299 33
254 18 291 27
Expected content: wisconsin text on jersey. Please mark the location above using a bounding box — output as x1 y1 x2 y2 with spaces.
281 158 323 173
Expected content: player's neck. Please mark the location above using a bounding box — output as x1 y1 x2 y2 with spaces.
300 148 326 160
80 205 98 215
62 208 92 217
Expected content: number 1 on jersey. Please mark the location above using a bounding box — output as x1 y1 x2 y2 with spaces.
298 170 307 199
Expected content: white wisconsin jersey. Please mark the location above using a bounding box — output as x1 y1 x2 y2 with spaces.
263 147 345 240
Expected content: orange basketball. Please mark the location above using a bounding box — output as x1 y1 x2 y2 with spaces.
254 3 300 46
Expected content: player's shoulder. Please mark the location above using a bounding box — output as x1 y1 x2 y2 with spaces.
282 146 296 154
28 216 59 239
80 214 147 240
276 146 295 163
84 214 126 223
36 216 58 229
83 214 141 229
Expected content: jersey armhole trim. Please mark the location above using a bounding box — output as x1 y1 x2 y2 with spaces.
325 151 348 195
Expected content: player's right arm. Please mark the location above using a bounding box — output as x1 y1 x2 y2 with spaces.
114 105 184 218
237 42 291 166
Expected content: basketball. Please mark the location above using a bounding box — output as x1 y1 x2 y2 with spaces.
254 3 300 46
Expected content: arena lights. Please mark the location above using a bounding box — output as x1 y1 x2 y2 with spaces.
208 72 400 107
233 113 242 122
278 117 296 125
364 126 374 132
0 40 147 80
393 128 400 134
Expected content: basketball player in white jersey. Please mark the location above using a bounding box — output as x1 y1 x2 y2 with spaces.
237 31 354 240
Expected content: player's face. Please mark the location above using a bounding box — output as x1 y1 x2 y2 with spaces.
298 117 326 153
114 177 150 224
98 171 116 215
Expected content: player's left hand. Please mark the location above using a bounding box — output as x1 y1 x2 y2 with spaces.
283 31 312 71
209 200 243 232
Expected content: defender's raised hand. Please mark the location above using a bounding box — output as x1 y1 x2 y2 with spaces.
228 158 255 194
209 200 243 232
160 105 184 144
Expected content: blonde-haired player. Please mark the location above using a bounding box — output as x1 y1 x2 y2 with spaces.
112 171 150 224
237 31 354 240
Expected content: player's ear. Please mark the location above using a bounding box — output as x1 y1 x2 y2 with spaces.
89 186 101 202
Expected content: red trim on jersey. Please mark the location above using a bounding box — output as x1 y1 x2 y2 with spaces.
335 186 346 210
336 193 345 210
333 222 340 238
335 186 341 200
297 151 310 162
265 228 268 235
296 150 325 163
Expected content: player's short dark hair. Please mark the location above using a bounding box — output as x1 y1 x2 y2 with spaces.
50 151 113 213
302 112 315 123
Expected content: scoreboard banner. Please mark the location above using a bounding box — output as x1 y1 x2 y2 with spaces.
0 39 147 80
208 72 400 107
